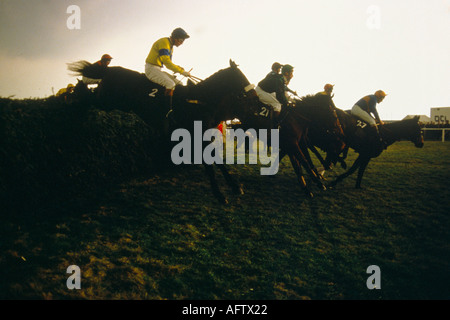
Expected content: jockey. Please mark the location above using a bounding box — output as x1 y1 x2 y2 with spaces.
270 62 282 75
351 90 387 146
56 83 75 101
316 83 336 108
145 27 191 114
82 54 112 85
255 64 295 127
316 83 334 97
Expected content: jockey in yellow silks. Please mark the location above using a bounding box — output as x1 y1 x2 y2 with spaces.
145 28 191 113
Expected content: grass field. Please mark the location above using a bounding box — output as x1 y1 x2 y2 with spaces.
1 140 449 300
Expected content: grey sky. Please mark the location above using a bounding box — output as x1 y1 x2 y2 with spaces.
0 0 449 119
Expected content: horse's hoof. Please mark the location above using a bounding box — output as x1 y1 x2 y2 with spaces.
305 191 314 198
231 186 244 195
217 195 229 205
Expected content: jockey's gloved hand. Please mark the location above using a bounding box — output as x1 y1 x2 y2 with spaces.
182 70 191 77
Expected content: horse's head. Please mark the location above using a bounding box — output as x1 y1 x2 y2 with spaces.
69 79 95 104
193 60 260 123
382 115 424 148
409 115 425 148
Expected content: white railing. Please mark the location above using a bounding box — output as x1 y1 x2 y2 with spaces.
421 128 450 142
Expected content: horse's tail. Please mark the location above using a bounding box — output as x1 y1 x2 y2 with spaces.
67 60 106 79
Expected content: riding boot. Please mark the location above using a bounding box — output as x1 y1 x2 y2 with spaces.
274 105 289 129
372 125 387 149
164 89 174 118
162 89 175 138
273 111 281 129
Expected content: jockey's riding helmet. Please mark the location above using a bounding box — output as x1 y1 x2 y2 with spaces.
171 28 190 39
375 90 387 98
281 64 294 74
101 54 113 61
272 62 282 71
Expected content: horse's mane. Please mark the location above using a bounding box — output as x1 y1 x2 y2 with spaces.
385 116 419 129
382 116 420 138
291 94 331 118
294 94 331 108
189 66 248 102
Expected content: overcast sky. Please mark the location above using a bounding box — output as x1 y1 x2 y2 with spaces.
1 0 449 120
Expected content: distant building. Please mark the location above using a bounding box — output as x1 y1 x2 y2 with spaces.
430 107 450 124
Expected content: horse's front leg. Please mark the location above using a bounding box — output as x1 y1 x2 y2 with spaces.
217 164 244 195
309 144 330 171
297 140 326 191
204 164 228 204
329 155 362 188
355 157 370 189
337 145 350 169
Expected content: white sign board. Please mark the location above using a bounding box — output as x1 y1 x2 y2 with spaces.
431 107 450 124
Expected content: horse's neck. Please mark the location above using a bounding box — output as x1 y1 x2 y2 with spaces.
382 121 411 143
191 70 234 101
294 104 321 124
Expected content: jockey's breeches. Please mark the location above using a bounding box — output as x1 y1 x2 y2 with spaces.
82 76 101 85
255 86 282 112
145 63 178 90
351 104 376 126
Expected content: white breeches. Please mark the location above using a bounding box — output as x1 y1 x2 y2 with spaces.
145 63 181 90
351 104 376 126
255 86 282 112
82 76 101 85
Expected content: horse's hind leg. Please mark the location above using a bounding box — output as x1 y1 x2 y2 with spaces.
217 164 244 195
204 164 228 204
289 154 314 198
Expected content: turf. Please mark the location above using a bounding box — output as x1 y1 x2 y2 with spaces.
1 138 449 300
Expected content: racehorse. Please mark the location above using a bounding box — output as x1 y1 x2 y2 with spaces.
329 111 424 188
240 93 345 197
68 59 261 204
277 94 345 197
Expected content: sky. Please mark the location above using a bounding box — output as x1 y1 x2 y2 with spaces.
0 0 449 120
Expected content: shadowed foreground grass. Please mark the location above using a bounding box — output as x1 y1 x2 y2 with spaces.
1 141 449 300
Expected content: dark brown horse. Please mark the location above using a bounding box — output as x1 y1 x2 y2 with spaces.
68 60 261 203
241 94 345 197
277 94 345 197
329 112 424 188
